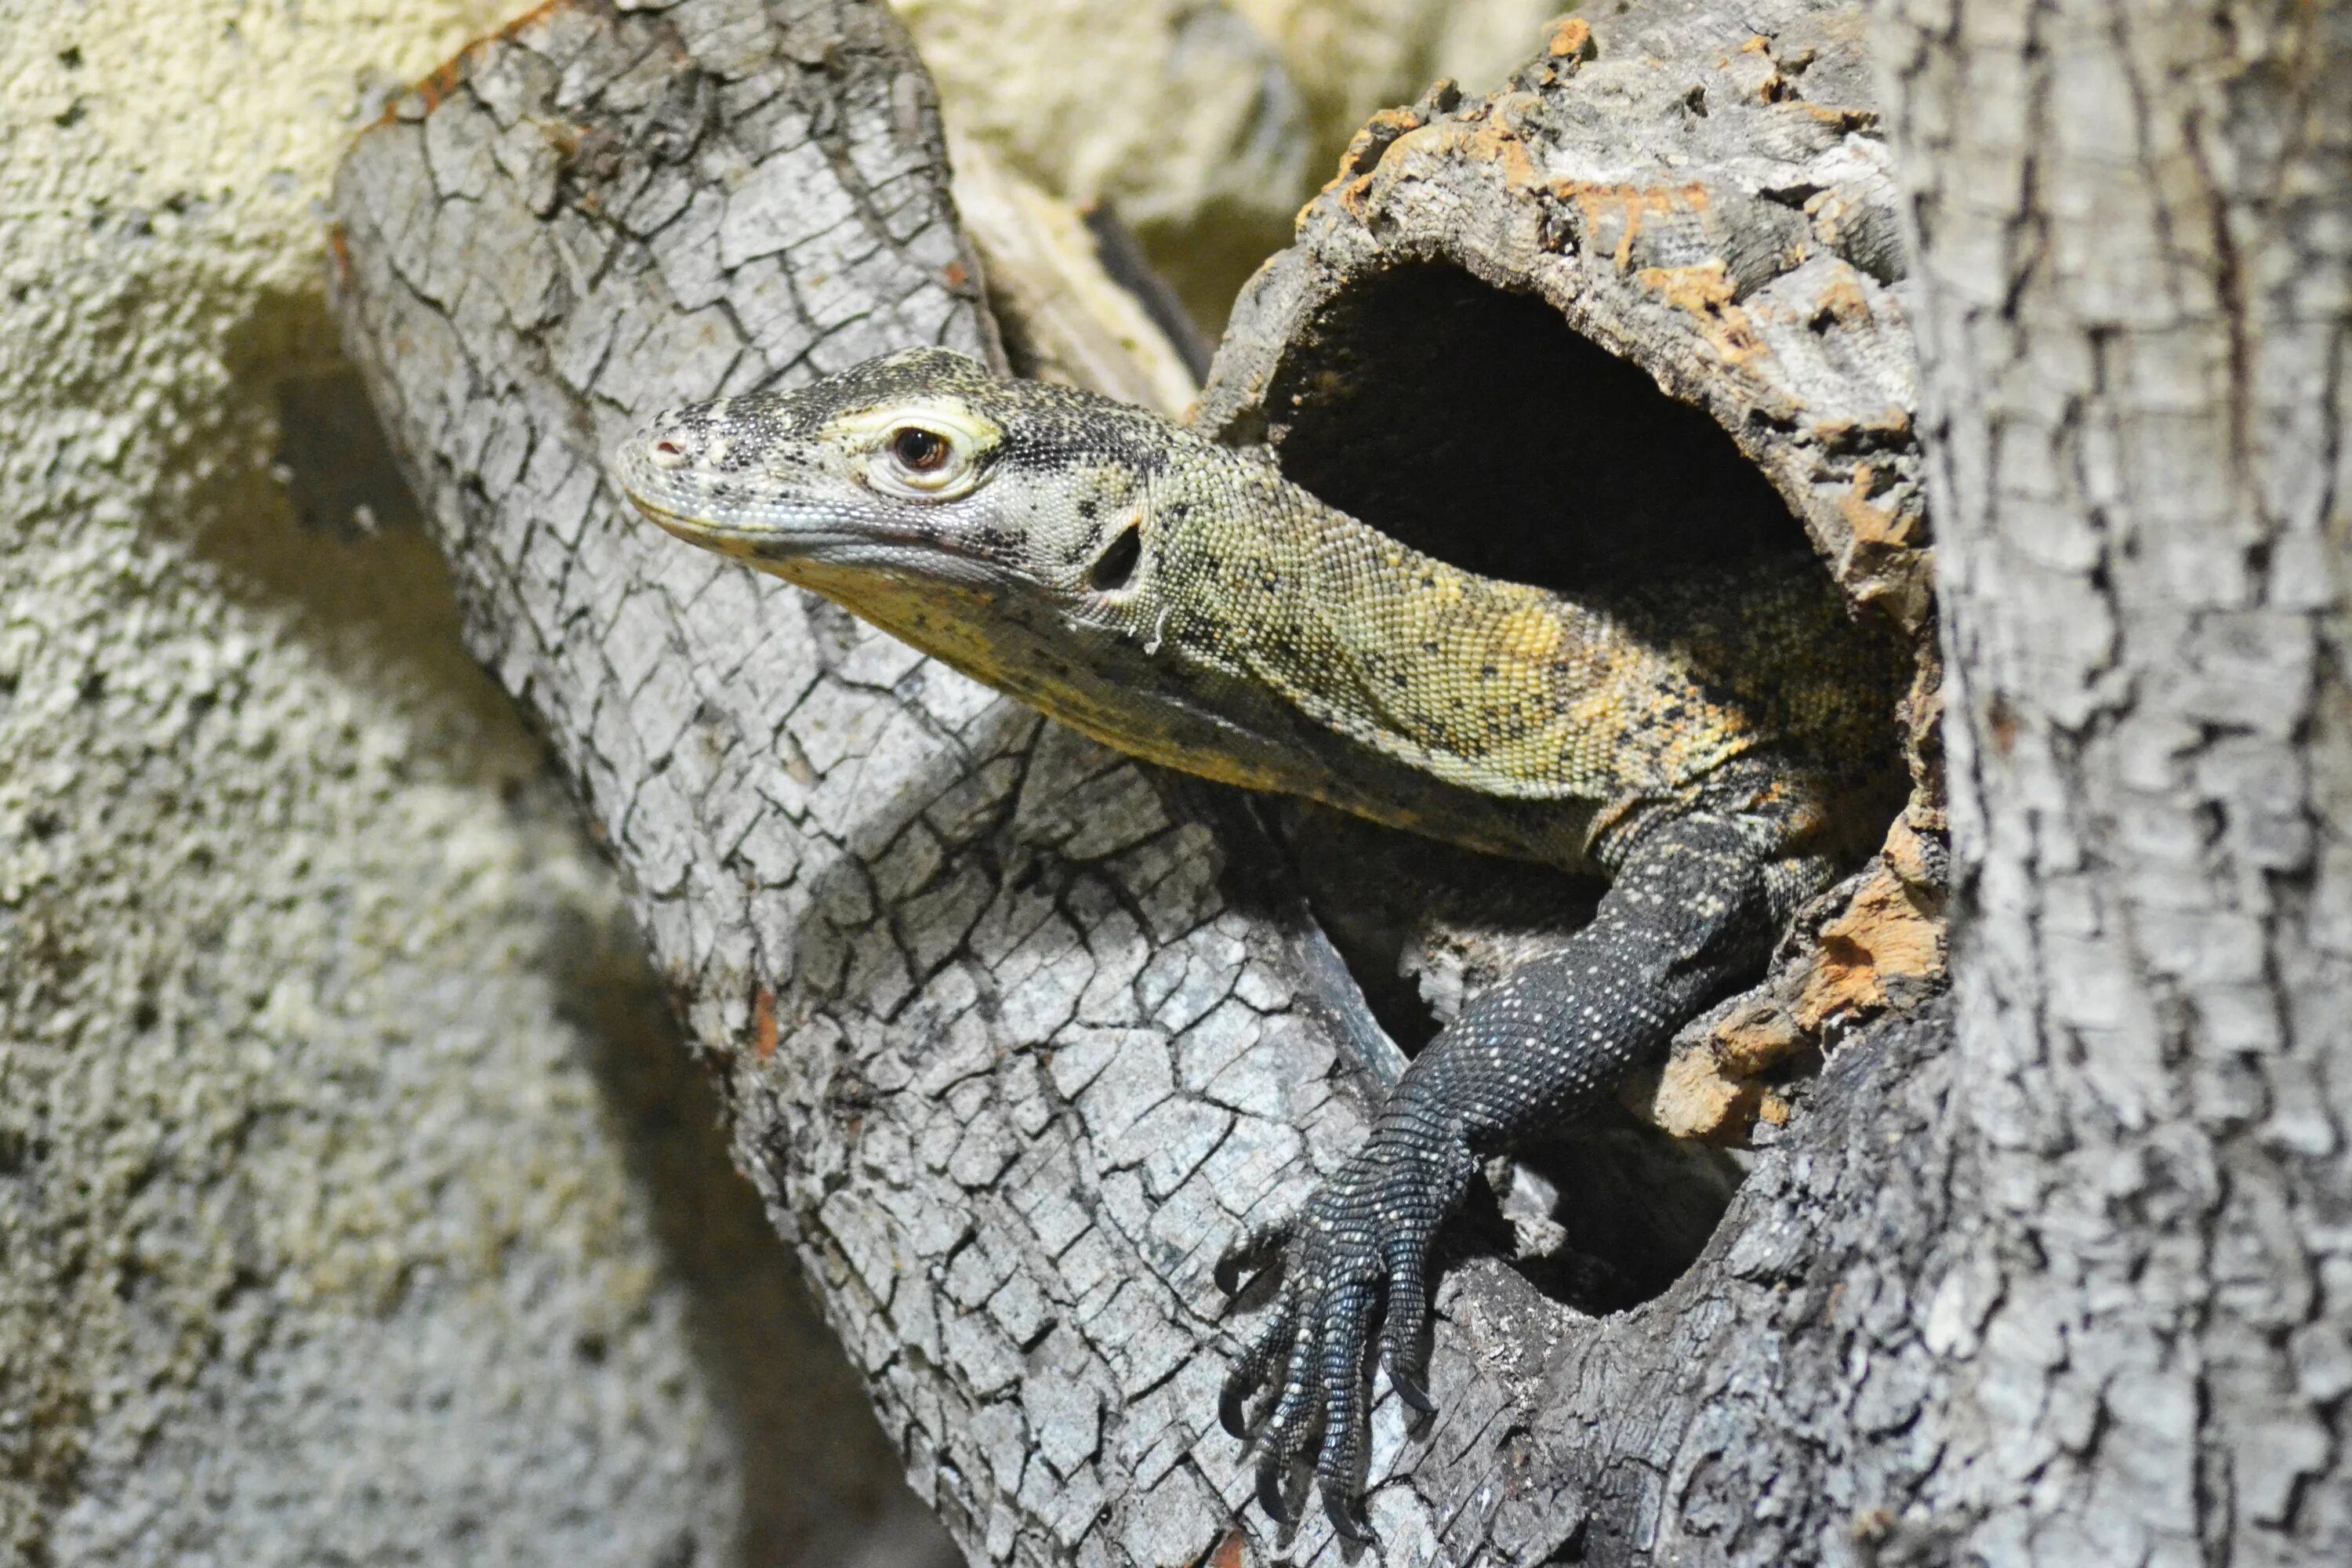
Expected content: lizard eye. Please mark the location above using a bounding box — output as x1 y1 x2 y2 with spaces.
891 426 949 472
852 405 993 499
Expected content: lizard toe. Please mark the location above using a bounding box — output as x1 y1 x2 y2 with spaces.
1312 1276 1378 1541
1215 1216 1293 1295
1251 1312 1329 1531
1380 1237 1436 1415
1257 1358 1321 1473
1220 1278 1300 1439
1252 1395 1312 1531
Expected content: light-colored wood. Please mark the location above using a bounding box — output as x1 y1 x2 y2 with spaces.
948 132 1201 417
330 4 1421 1562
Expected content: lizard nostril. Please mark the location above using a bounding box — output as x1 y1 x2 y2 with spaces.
648 437 688 469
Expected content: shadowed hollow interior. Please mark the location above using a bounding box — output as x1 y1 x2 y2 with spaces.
1253 263 1810 593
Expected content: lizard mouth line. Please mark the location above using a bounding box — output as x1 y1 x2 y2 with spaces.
620 492 937 561
619 486 1029 596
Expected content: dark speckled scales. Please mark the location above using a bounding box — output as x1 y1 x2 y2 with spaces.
1218 809 1803 1535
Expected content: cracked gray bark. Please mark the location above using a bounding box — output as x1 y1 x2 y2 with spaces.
332 4 1417 1563
1871 0 2352 1561
329 0 2347 1564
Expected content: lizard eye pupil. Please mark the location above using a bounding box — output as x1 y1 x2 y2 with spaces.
891 427 949 471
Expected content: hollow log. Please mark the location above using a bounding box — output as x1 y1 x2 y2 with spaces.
330 0 1963 1563
330 5 1415 1563
1202 5 1935 633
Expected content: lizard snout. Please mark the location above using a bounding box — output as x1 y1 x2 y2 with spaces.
608 411 743 546
612 408 734 497
612 411 719 485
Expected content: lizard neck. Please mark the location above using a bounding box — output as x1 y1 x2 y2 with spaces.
1146 463 1755 818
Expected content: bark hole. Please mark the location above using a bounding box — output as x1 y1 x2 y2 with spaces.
1250 263 1808 593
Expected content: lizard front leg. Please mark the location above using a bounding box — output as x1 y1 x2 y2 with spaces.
1218 810 1809 1540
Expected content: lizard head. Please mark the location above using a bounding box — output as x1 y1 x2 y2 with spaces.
608 347 1521 824
608 347 1177 624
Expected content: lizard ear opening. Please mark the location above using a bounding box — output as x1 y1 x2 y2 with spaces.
1084 521 1143 593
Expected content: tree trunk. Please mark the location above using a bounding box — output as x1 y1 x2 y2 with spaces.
1871 0 2352 1559
328 0 2349 1563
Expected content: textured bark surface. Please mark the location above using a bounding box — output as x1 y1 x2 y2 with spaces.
883 0 1312 333
330 0 2351 1564
325 1 1977 1563
330 4 1424 1563
942 132 1203 418
1876 0 2352 1560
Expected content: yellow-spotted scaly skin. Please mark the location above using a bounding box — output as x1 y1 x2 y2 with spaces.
612 347 1906 1541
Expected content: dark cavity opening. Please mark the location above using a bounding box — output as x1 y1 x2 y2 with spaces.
1254 263 1808 593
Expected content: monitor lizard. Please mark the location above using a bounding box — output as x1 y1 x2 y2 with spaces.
611 346 1905 1540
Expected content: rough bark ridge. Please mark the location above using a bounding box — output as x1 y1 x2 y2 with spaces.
328 1 2013 1563
1878 0 2352 1560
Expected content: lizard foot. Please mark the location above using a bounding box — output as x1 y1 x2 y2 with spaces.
1217 1125 1472 1540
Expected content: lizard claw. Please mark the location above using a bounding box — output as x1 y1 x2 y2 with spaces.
1215 1218 1292 1296
1218 1382 1253 1442
1255 1456 1294 1528
1324 1486 1374 1544
1387 1360 1436 1417
1220 1127 1472 1541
